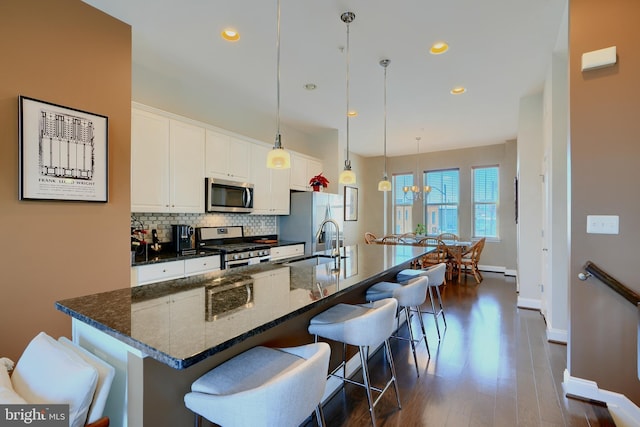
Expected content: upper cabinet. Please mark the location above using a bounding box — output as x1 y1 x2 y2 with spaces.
249 144 290 215
131 108 204 213
290 153 323 191
205 130 250 182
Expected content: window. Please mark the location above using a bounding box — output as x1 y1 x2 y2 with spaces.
392 174 413 234
424 169 459 235
473 166 499 238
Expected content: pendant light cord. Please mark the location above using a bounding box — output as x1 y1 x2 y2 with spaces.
275 0 281 143
345 18 351 166
383 62 388 178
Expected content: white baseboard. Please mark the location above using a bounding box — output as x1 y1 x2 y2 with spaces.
517 296 541 310
546 327 567 344
563 370 640 427
505 269 517 277
478 264 504 273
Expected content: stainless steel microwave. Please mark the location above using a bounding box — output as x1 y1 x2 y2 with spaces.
205 178 253 213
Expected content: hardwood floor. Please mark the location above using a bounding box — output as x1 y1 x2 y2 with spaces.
304 272 616 427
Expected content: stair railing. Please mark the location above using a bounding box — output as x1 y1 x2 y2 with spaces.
579 261 640 307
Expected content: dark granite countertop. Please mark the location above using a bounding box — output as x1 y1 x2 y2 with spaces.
131 249 221 266
56 244 430 370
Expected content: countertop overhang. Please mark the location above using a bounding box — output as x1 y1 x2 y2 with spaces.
56 244 430 369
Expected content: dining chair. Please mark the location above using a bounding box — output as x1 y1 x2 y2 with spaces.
380 235 402 245
1 332 115 427
364 232 378 244
437 232 459 242
458 237 486 283
418 239 450 277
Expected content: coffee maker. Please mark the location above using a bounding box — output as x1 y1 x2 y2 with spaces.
172 225 195 255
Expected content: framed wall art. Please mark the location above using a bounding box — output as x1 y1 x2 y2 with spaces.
344 186 358 221
19 96 108 202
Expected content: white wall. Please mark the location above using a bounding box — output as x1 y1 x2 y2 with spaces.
516 93 543 308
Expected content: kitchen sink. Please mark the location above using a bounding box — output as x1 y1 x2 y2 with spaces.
281 254 346 267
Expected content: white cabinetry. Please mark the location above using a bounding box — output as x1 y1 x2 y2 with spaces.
290 154 323 191
135 260 184 286
132 255 221 286
184 256 221 277
131 108 205 213
270 244 304 261
205 130 250 182
249 144 290 215
131 288 205 355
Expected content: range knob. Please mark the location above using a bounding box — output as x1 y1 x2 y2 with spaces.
248 252 255 258
233 254 240 260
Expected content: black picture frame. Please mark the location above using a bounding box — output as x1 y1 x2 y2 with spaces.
19 96 108 202
344 186 358 221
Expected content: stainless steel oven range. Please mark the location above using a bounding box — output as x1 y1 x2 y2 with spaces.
195 226 271 269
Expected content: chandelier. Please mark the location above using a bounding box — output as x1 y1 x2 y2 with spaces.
403 137 430 201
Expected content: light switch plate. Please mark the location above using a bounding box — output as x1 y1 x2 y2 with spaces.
587 215 619 234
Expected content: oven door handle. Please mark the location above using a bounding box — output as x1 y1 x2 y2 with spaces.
243 187 252 208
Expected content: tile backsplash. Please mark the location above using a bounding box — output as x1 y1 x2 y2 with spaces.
131 212 277 242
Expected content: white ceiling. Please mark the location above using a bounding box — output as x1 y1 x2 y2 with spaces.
84 0 566 158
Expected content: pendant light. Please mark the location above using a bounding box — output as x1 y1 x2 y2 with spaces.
266 0 291 169
338 11 356 184
378 59 391 191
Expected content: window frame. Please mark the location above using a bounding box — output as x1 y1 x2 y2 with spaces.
424 168 460 236
392 173 414 234
472 165 500 239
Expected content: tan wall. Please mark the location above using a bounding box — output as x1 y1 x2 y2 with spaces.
0 0 131 360
362 142 517 271
569 0 640 402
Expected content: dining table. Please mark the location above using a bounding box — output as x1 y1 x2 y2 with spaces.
371 236 472 279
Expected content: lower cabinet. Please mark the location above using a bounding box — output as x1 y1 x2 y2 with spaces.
270 244 304 261
132 255 221 286
131 287 205 355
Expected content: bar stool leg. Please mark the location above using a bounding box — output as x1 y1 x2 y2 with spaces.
359 345 377 427
194 414 202 427
428 285 442 340
315 405 326 427
435 284 447 330
414 305 430 357
384 339 402 410
404 306 420 377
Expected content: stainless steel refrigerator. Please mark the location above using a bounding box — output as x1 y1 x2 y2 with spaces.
278 192 343 255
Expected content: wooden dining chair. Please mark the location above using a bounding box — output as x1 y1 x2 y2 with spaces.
458 237 486 283
380 235 402 245
437 232 459 242
364 232 378 244
398 232 416 242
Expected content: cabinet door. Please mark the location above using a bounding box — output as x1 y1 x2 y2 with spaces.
270 168 291 214
290 153 308 191
249 144 290 215
184 255 221 276
170 288 205 355
131 109 170 212
170 120 205 213
249 144 272 215
227 137 250 181
205 130 250 182
307 159 323 183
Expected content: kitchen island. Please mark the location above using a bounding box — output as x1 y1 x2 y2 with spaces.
56 244 430 427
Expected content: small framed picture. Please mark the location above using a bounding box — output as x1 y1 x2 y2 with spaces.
19 96 108 202
344 186 358 221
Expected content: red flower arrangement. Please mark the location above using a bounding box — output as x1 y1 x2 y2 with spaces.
309 173 329 190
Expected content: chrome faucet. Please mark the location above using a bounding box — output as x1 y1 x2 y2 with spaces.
315 219 341 257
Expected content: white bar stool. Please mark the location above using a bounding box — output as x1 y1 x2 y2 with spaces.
184 342 330 427
366 276 430 376
397 263 448 340
308 298 400 427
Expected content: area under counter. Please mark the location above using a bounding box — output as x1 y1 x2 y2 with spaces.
56 244 430 426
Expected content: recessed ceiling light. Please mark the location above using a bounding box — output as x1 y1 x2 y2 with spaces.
304 83 317 90
430 41 449 55
450 86 466 95
347 110 358 117
221 29 240 42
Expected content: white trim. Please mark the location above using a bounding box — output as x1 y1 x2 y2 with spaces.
478 264 504 273
505 269 517 277
517 297 541 310
563 370 640 427
545 327 567 344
